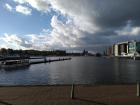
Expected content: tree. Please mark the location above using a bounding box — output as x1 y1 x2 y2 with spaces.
0 48 7 55
7 48 14 55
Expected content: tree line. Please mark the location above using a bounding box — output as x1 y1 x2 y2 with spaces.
0 48 67 56
0 48 101 57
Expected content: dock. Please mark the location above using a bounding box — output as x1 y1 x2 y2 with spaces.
0 57 72 66
30 57 72 64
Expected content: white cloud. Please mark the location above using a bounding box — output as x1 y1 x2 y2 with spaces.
0 33 33 50
0 44 9 49
13 0 26 4
117 27 140 36
27 34 49 50
16 5 32 15
2 33 22 44
5 3 13 11
13 0 50 12
48 0 100 34
0 33 50 50
131 27 140 35
116 22 140 36
47 15 86 49
27 0 50 12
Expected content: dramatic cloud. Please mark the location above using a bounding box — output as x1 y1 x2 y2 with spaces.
49 0 100 34
5 3 13 11
48 0 140 51
48 15 82 48
42 15 110 51
116 21 140 36
16 5 32 15
49 0 140 31
7 0 140 51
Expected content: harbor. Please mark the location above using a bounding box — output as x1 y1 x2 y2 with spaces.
1 0 140 104
0 57 139 86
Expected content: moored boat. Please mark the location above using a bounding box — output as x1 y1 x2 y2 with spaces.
0 59 30 68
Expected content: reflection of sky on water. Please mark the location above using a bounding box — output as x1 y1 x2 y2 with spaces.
0 57 140 86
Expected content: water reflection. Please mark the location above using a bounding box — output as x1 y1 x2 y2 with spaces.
0 65 30 71
112 58 139 84
0 57 140 85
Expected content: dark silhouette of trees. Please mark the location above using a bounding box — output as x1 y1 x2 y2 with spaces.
0 48 95 56
7 48 14 55
0 48 7 56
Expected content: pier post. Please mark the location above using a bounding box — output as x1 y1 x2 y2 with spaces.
137 82 140 97
71 84 74 99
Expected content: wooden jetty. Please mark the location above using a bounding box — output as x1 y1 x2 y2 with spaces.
0 56 45 61
0 57 72 67
0 56 29 61
30 58 72 64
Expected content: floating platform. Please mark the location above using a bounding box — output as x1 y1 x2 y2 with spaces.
30 58 72 64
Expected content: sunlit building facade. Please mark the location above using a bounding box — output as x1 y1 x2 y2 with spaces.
113 41 128 56
108 40 140 56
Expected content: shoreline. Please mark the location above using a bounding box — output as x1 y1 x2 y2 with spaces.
0 85 139 105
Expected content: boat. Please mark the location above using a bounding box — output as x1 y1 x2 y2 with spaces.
0 59 30 68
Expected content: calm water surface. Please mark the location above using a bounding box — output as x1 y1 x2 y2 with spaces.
0 57 140 86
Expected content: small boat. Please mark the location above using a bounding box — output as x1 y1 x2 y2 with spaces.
0 59 30 68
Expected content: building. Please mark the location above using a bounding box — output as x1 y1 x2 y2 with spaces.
108 40 140 57
106 45 114 56
128 40 140 56
114 44 118 56
109 41 128 56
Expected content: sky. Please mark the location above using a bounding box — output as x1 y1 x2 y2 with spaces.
0 0 140 52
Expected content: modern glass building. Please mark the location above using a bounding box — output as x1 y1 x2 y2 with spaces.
128 41 140 54
136 42 140 53
128 41 136 54
113 40 140 56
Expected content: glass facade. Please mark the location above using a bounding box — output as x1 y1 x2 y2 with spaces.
128 42 136 54
128 41 140 54
136 42 140 53
114 41 140 56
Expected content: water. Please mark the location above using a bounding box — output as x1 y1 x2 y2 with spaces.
0 57 140 86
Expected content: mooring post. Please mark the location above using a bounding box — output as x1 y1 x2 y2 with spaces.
137 82 140 97
71 84 74 99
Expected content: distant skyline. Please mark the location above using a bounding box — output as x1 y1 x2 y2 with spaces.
1 0 140 52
